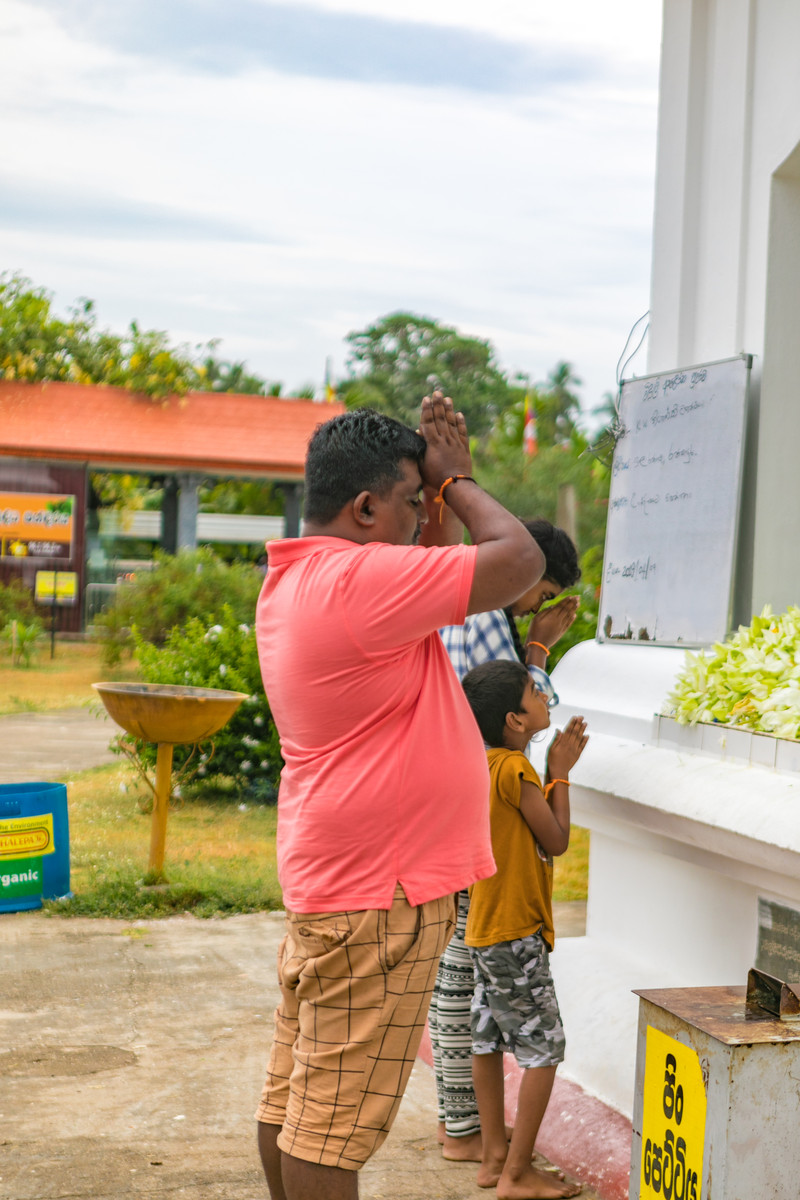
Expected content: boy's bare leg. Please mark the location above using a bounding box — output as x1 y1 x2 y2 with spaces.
439 1120 557 1170
472 1051 510 1185
473 1060 580 1198
257 1124 358 1200
500 1066 580 1197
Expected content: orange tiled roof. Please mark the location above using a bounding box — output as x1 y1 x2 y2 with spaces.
0 381 346 479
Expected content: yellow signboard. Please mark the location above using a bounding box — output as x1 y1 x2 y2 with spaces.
640 1026 706 1200
0 814 56 861
35 571 78 605
0 493 75 559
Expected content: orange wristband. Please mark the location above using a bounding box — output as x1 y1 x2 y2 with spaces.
434 475 476 522
544 778 569 798
527 641 550 657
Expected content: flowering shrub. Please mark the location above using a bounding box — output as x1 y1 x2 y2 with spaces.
124 606 282 800
666 605 800 739
97 547 263 665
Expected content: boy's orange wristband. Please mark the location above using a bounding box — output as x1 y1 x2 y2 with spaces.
544 778 569 798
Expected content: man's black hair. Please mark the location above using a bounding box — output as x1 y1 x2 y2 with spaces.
462 659 530 749
303 409 426 525
521 519 581 589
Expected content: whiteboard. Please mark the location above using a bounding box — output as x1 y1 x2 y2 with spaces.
598 355 751 646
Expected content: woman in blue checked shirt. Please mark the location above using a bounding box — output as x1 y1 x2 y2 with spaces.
431 518 581 1162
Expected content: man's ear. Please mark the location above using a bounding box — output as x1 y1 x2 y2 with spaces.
352 490 376 528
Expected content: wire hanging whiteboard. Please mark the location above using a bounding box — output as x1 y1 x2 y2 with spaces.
598 355 751 646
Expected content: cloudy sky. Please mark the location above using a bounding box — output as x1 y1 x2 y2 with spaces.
1 0 662 415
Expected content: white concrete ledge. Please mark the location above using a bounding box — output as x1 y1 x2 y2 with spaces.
539 640 800 1117
568 733 800 894
656 713 800 774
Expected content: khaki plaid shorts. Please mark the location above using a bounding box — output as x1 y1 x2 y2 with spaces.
256 885 455 1169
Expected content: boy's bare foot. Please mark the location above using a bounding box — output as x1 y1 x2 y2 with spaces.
437 1121 445 1146
440 1130 563 1176
442 1130 483 1161
500 1167 580 1198
478 1161 580 1197
477 1154 509 1188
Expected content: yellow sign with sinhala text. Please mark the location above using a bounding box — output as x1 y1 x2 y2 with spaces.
0 492 75 559
640 1026 706 1200
34 570 78 604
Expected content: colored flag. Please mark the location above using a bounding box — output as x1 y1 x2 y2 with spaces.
523 393 538 458
324 357 337 404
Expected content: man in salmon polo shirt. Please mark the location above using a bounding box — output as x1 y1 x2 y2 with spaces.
254 391 544 1200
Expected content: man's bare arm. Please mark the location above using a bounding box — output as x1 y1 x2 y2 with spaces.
418 393 543 613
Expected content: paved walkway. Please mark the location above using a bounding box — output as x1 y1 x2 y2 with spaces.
0 707 118 784
0 708 601 1200
1 910 596 1200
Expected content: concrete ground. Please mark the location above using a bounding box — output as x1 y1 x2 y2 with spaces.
0 908 597 1200
0 708 117 785
0 707 599 1200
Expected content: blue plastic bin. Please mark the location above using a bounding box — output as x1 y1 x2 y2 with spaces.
0 782 71 913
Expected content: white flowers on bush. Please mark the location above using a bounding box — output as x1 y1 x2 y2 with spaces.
131 603 280 792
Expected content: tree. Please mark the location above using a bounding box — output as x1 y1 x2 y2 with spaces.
472 363 611 657
0 273 205 400
199 354 270 395
583 390 624 470
532 361 583 448
473 435 609 560
341 312 511 436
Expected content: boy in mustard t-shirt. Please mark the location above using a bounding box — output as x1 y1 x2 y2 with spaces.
461 659 588 1200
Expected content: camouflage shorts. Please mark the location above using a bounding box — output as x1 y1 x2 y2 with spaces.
470 931 565 1069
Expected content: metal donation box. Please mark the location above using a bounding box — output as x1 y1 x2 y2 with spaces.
630 983 800 1200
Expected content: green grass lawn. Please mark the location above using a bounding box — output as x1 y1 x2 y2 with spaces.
0 640 139 715
554 825 590 902
48 759 587 918
46 762 282 919
6 638 589 916
47 756 588 918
